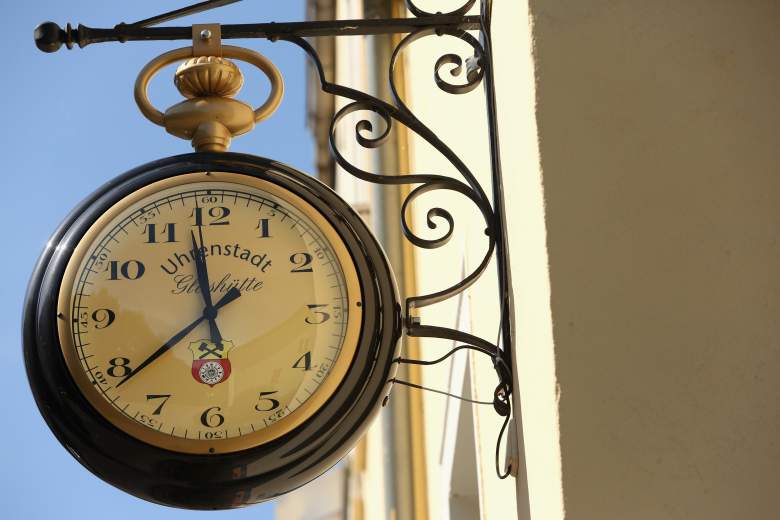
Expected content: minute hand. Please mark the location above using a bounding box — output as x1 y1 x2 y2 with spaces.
191 229 224 347
116 287 241 388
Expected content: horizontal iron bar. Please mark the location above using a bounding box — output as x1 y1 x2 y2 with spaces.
34 16 482 53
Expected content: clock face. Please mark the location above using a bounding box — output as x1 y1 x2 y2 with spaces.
56 171 362 454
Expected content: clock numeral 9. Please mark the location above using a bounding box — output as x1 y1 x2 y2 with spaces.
92 308 116 329
107 357 132 378
305 304 331 325
78 310 114 331
106 260 145 281
200 406 225 428
191 206 231 226
290 252 313 273
255 391 280 412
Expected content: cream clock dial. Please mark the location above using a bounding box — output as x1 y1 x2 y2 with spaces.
57 172 362 454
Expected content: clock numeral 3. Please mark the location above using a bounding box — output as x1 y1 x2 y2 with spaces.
255 391 280 412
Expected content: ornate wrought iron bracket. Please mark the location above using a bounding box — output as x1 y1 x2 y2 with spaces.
34 0 515 449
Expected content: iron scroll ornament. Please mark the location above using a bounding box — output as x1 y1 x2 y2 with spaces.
30 0 516 486
284 1 515 476
23 154 401 508
284 1 514 421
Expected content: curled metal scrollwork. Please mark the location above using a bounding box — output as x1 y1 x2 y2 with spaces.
329 99 486 258
283 6 509 408
390 26 485 104
289 30 496 311
404 0 477 18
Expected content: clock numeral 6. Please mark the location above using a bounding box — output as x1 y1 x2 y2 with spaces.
254 391 280 412
290 252 313 273
305 304 331 324
106 260 145 281
200 406 225 428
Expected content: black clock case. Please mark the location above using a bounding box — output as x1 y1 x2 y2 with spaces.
23 153 401 509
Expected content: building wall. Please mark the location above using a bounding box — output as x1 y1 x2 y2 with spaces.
528 1 780 518
400 2 530 518
291 1 541 518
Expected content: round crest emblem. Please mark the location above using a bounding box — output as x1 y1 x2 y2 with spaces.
189 339 234 386
199 361 225 386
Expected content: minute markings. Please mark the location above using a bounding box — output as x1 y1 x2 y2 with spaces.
69 184 350 445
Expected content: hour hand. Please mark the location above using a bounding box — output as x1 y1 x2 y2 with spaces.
191 229 214 309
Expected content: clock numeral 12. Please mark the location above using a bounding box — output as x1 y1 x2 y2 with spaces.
191 206 231 226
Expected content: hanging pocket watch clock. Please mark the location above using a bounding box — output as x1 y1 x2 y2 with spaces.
23 26 400 509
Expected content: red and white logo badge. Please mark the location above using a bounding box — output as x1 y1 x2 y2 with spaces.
188 340 234 387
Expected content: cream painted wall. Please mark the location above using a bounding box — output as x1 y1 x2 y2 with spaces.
400 2 534 518
491 0 564 517
529 1 780 518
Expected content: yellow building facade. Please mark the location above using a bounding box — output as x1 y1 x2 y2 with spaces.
280 1 780 519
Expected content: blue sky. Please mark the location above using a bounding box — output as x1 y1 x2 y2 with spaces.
2 1 315 518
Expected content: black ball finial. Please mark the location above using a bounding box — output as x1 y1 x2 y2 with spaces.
34 22 64 53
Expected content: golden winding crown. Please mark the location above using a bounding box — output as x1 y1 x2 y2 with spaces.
174 56 244 99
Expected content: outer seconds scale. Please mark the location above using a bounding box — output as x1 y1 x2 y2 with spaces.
23 26 400 509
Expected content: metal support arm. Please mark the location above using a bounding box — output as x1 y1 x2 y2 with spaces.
34 16 481 53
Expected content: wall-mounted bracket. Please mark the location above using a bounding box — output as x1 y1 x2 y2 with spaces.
192 23 222 56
